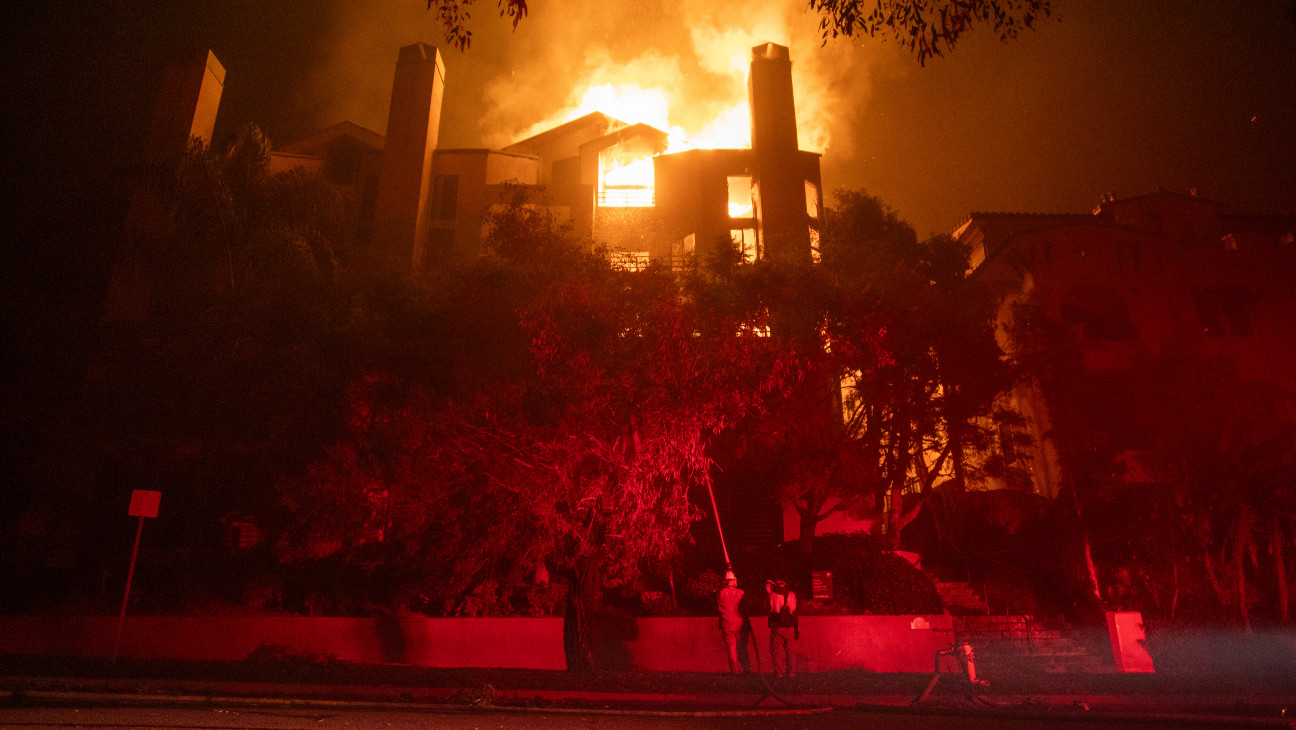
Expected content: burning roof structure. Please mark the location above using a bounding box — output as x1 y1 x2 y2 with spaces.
356 41 824 271
133 40 825 274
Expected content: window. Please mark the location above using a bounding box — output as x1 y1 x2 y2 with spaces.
731 228 758 263
840 370 862 423
805 181 820 219
998 422 1018 466
1192 287 1252 336
809 226 821 264
727 176 754 219
431 174 458 221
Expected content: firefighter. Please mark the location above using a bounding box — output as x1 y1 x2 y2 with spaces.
766 577 798 678
717 568 745 674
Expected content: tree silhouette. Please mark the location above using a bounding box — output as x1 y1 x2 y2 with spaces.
427 0 1053 61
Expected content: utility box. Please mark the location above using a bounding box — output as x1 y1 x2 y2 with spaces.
1106 611 1155 673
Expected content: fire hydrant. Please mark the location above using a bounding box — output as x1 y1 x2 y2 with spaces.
955 641 988 686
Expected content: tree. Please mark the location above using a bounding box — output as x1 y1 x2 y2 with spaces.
428 0 528 51
74 125 351 602
283 191 788 667
809 0 1054 65
721 190 1021 557
426 0 1053 61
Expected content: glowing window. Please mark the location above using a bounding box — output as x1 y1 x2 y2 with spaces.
738 308 771 338
728 176 754 219
805 181 820 219
840 369 862 422
809 227 821 264
600 155 654 207
731 228 758 263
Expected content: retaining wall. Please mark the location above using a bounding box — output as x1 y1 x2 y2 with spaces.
0 613 953 673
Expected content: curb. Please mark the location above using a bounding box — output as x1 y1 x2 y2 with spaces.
858 702 1296 729
1 689 835 718
4 686 1293 726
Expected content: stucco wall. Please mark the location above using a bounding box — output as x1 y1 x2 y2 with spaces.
0 614 953 673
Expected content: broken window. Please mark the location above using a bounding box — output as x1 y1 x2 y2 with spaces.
728 175 754 219
805 180 820 219
731 228 758 263
599 148 654 207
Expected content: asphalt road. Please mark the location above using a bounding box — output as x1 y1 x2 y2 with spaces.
0 703 1266 729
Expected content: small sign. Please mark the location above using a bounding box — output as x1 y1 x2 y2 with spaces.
811 570 833 600
128 490 161 519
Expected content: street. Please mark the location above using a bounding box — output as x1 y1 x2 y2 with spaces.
0 702 1269 729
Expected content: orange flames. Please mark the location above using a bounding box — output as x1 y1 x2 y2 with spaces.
517 38 830 207
566 84 752 203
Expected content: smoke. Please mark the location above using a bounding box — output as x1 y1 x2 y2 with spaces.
476 0 880 155
287 0 881 159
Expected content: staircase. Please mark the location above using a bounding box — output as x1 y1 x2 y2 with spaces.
932 576 1112 674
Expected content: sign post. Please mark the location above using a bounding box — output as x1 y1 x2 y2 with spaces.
113 490 160 662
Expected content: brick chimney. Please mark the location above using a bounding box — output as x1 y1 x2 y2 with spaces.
371 43 446 270
748 43 810 264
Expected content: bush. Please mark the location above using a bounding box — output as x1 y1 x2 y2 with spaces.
803 532 944 615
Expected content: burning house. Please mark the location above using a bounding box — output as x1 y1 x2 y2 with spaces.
283 41 824 272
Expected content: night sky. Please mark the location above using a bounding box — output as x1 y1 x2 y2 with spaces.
10 1 1296 238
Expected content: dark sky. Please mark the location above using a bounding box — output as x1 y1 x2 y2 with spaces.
13 0 1296 238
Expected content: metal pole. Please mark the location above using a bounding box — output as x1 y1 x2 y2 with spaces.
112 516 144 662
705 480 731 566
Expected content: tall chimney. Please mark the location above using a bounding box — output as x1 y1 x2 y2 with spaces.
103 49 225 323
749 43 797 155
748 43 809 264
372 43 445 270
141 49 226 168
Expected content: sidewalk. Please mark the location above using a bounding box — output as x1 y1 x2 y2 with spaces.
1 654 1293 725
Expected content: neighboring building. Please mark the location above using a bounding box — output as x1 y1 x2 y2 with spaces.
269 121 386 251
956 190 1296 498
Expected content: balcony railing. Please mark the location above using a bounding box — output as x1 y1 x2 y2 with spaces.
598 186 655 207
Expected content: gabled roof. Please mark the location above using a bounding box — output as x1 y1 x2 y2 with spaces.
577 122 670 158
278 121 384 155
500 112 628 156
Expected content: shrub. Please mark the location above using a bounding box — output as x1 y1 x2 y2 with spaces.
803 532 944 615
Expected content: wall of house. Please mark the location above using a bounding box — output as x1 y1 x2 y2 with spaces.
0 614 952 673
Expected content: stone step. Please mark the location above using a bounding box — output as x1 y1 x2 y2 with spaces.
975 642 1094 658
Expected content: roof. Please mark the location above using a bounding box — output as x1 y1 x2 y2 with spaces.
577 122 670 158
278 121 384 156
499 112 629 156
1094 188 1227 213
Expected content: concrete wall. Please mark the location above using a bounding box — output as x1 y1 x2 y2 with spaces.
0 614 952 673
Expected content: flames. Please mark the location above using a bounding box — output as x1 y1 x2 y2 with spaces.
495 27 829 208
567 84 752 203
516 37 829 207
